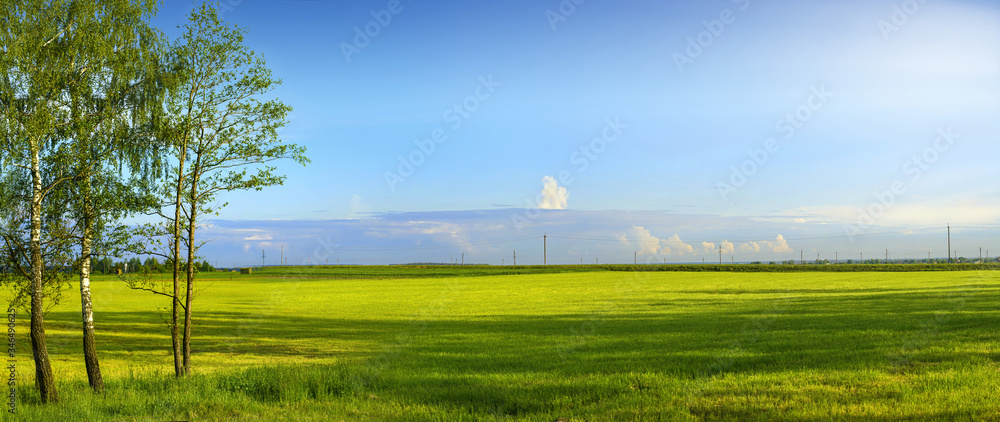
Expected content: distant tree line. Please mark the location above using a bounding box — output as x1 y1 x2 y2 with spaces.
88 257 214 275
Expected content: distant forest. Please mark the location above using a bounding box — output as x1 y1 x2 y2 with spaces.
88 257 215 275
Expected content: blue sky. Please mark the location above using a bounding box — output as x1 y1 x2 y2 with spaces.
151 0 1000 266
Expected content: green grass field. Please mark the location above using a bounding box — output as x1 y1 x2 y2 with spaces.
4 267 1000 420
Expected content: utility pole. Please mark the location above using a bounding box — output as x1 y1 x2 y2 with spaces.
860 251 863 262
634 251 637 265
885 249 888 263
947 224 951 263
543 234 547 265
836 251 838 263
262 249 266 270
513 250 516 266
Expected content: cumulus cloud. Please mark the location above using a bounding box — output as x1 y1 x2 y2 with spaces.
761 234 793 253
702 241 734 254
538 176 568 210
705 236 791 256
663 234 695 255
620 226 662 255
620 226 696 256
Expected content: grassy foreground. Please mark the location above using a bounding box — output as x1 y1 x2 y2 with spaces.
3 267 1000 420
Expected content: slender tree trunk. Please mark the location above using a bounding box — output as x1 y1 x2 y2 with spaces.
29 146 57 403
79 179 104 393
170 147 186 378
182 159 201 376
182 208 195 375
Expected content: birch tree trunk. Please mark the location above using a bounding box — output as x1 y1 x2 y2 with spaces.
182 157 201 376
29 145 57 403
171 153 186 378
79 178 103 393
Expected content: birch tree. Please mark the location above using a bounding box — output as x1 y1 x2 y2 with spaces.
61 0 164 393
0 0 80 402
128 2 307 377
0 0 165 399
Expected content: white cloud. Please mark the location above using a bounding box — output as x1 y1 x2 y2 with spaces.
761 235 793 253
620 227 695 256
234 229 273 241
777 197 1000 228
702 241 735 254
538 176 568 210
663 234 695 255
363 220 508 257
620 226 661 255
740 241 761 253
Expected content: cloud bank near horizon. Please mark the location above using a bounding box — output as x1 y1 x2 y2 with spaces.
189 209 998 267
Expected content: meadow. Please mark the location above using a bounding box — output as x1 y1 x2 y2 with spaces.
4 266 1000 421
